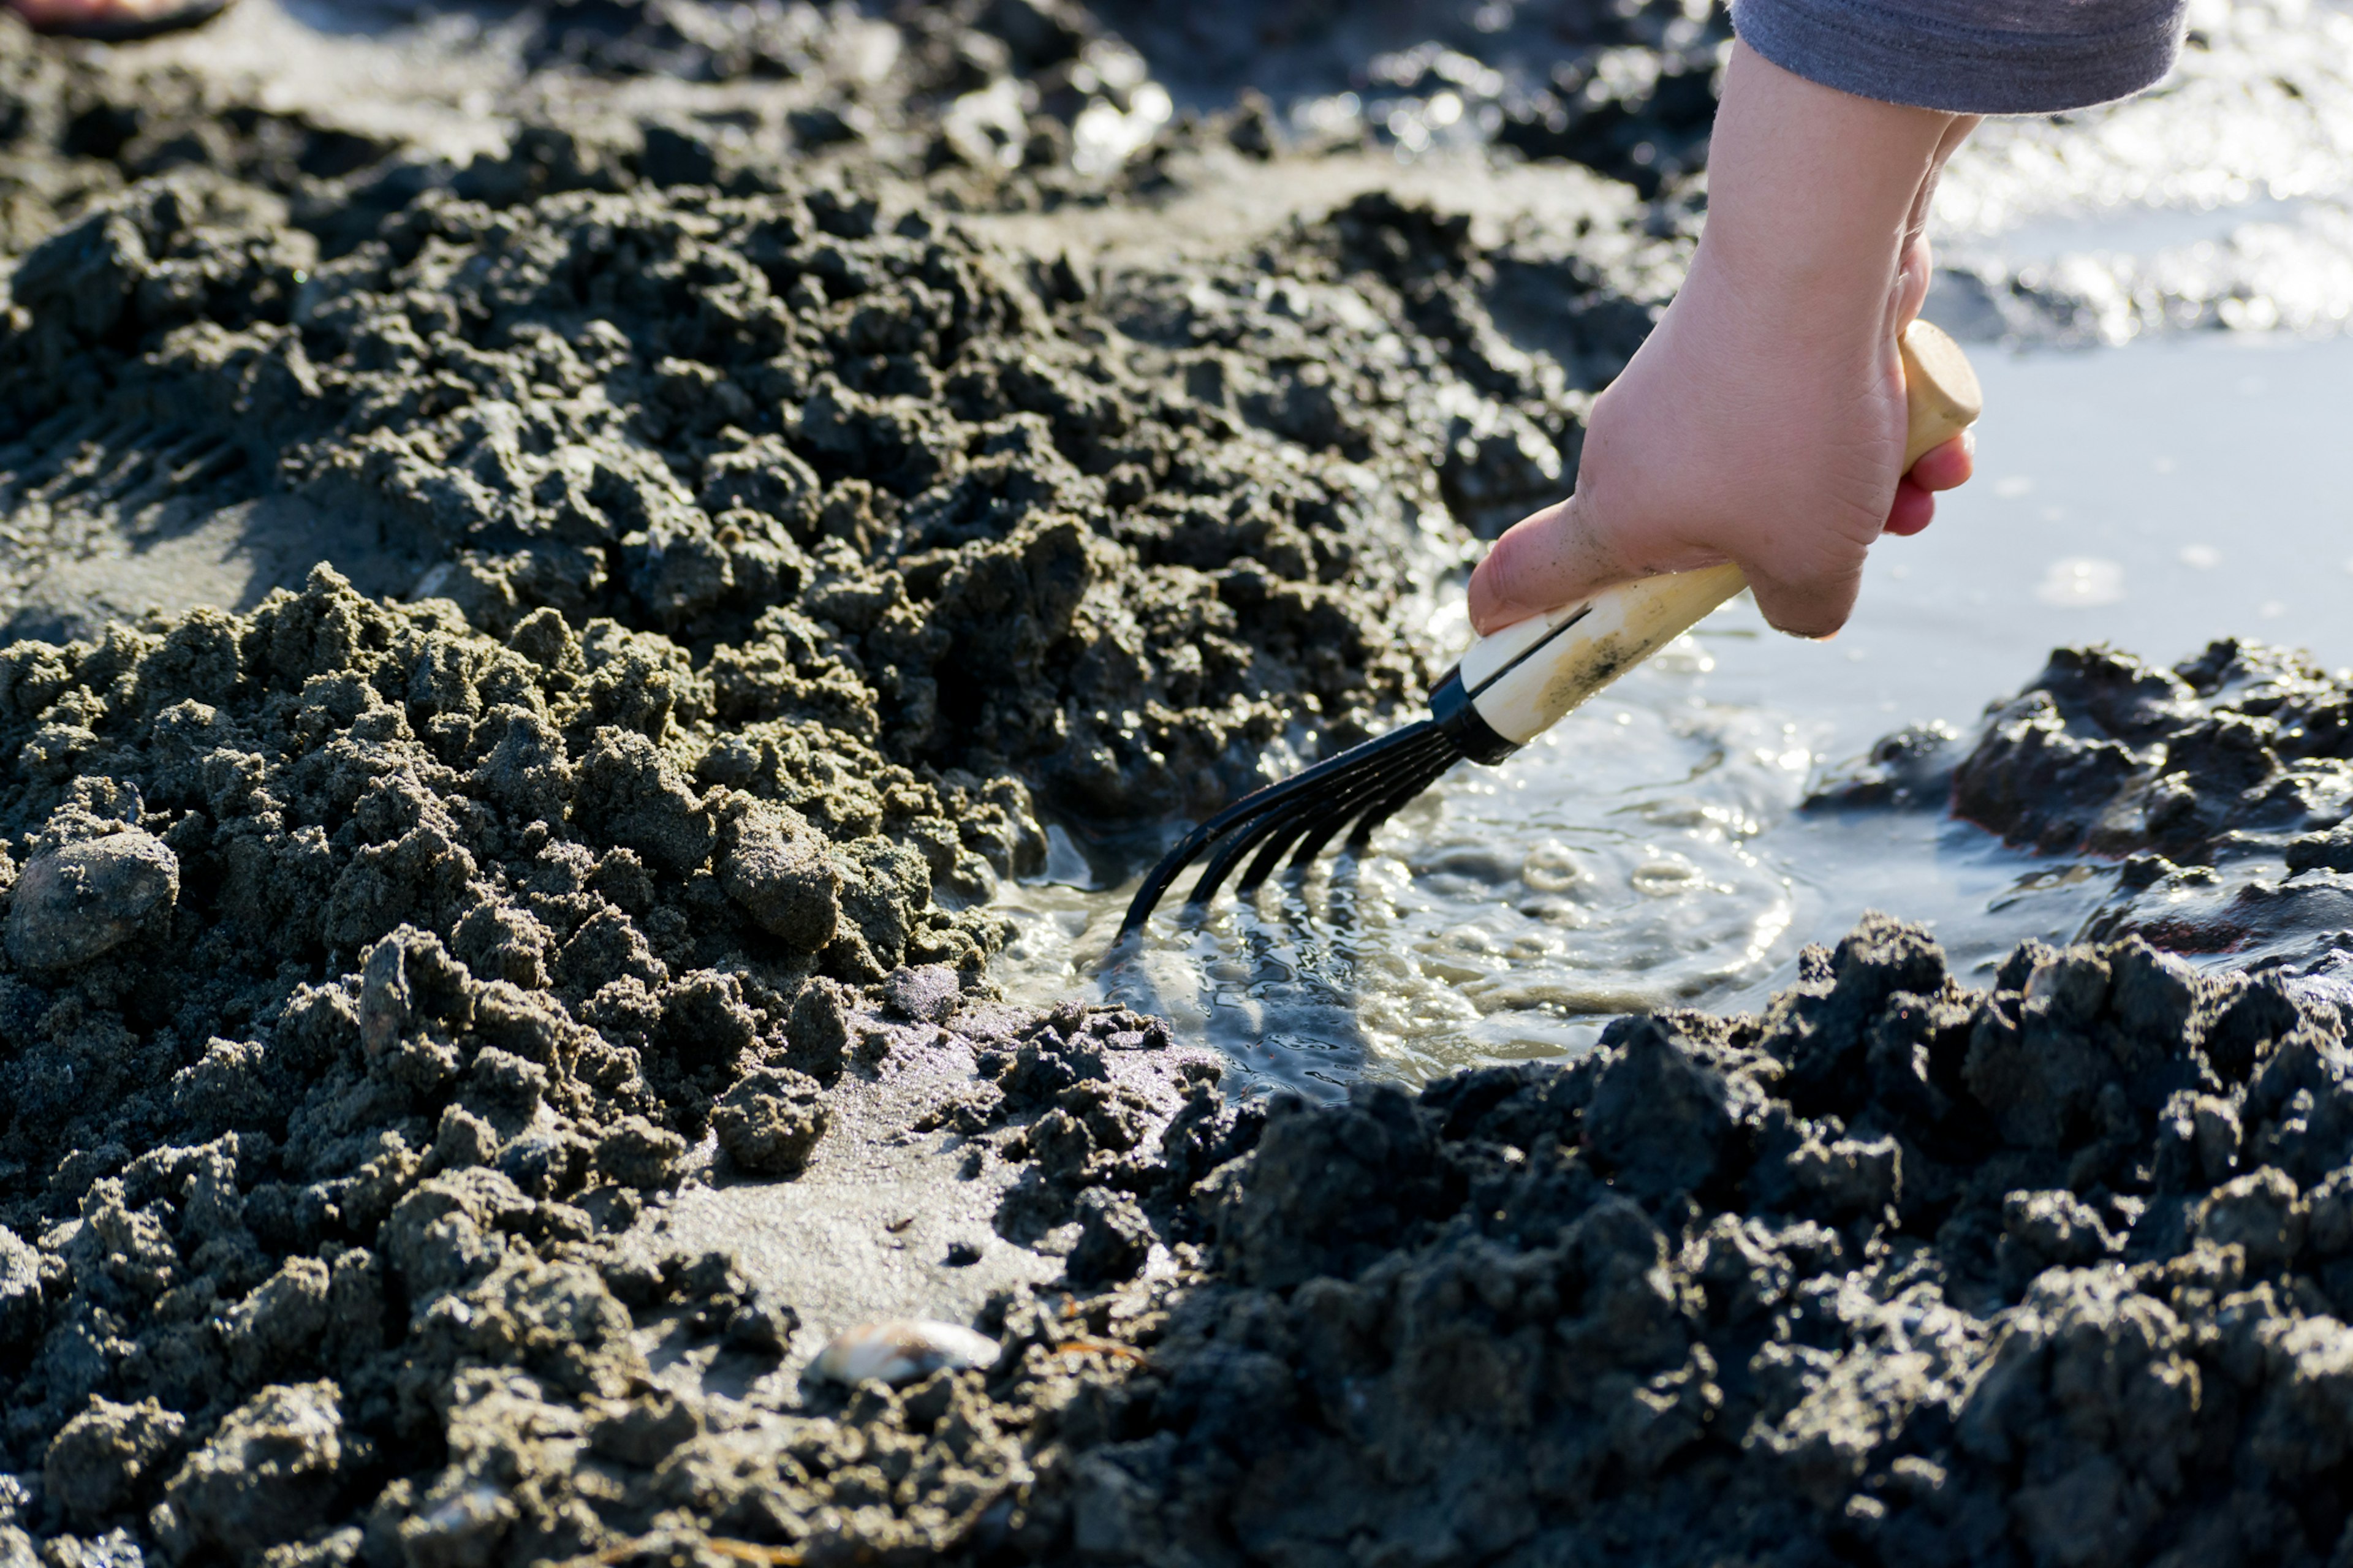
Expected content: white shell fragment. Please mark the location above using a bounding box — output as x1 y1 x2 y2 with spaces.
810 1319 998 1387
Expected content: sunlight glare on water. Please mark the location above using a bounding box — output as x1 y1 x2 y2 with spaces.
993 635 1828 1091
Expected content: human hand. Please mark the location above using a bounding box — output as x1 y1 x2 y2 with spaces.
1468 46 1979 640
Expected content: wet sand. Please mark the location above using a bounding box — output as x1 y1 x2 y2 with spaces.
6 3 2353 1566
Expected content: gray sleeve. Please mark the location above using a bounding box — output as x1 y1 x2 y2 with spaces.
1729 0 2189 114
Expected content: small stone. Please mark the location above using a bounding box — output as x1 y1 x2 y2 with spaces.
4 832 176 972
884 963 961 1024
1068 1189 1153 1284
711 1068 830 1175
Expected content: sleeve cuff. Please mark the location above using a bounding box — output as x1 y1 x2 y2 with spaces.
1730 0 2188 115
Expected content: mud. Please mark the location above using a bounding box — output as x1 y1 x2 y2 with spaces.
0 3 1674 1561
4 1 2353 1565
1820 638 2353 977
1067 915 2353 1568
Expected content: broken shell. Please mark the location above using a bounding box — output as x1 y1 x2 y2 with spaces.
810 1319 998 1387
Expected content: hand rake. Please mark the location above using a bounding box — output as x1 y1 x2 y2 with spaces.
1116 319 1983 942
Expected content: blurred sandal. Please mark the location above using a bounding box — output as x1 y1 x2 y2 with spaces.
9 0 233 42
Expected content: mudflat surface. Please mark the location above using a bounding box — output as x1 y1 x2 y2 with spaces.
5 4 2353 1567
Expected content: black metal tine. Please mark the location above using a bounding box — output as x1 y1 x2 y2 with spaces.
1235 816 1309 896
1344 751 1464 853
1234 729 1453 896
1116 720 1449 938
1289 750 1457 874
1183 790 1324 914
1188 731 1455 915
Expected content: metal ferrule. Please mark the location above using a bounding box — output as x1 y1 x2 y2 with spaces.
1428 668 1520 767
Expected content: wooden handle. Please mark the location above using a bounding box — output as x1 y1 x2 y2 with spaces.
1898 318 1983 468
1457 320 1982 746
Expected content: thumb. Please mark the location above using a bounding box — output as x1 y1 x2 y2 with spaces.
1466 495 1634 636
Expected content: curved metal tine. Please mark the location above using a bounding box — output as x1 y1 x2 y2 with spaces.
1293 751 1457 874
1183 790 1325 914
1234 730 1453 897
1189 731 1453 915
1298 754 1461 938
1117 721 1443 937
1343 751 1464 854
1117 789 1297 942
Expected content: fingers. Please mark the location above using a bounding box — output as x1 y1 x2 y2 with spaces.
1908 429 1974 492
1466 495 1632 636
1882 478 1936 537
1881 430 1974 537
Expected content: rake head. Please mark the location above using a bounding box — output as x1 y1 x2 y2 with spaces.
1114 652 1533 941
1113 719 1462 940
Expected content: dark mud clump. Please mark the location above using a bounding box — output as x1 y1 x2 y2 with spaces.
1066 914 2353 1567
20 6 2329 1566
1817 640 2353 968
0 567 1033 1554
0 553 1292 1565
1089 0 1729 195
0 172 1436 812
0 159 1667 813
0 2 1708 1559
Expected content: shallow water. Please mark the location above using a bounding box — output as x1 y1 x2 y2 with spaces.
995 332 2353 1097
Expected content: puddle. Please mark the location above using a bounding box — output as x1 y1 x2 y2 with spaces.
995 331 2353 1098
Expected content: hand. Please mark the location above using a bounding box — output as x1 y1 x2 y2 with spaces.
1468 46 1980 640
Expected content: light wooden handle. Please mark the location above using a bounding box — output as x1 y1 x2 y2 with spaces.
1455 320 1982 747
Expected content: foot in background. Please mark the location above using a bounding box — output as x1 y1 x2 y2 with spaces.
8 0 232 41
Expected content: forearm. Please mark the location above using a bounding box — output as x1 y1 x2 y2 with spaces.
1688 47 1972 374
1731 0 2189 116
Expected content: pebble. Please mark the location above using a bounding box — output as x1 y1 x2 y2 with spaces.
3 832 178 972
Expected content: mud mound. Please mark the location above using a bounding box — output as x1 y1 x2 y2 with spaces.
0 145 1659 1568
0 5 1710 1559
1819 640 2353 968
1089 0 1728 195
1069 915 2353 1567
0 556 1267 1564
0 159 1663 812
0 174 1455 813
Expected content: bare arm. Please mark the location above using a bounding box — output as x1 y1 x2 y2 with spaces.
1468 44 1978 639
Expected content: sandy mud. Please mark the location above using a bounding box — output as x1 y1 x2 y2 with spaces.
2 1 2352 1565
1824 638 2353 982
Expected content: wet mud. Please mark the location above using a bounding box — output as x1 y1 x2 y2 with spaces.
1075 917 2353 1568
1824 638 2353 979
3 1 2352 1565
